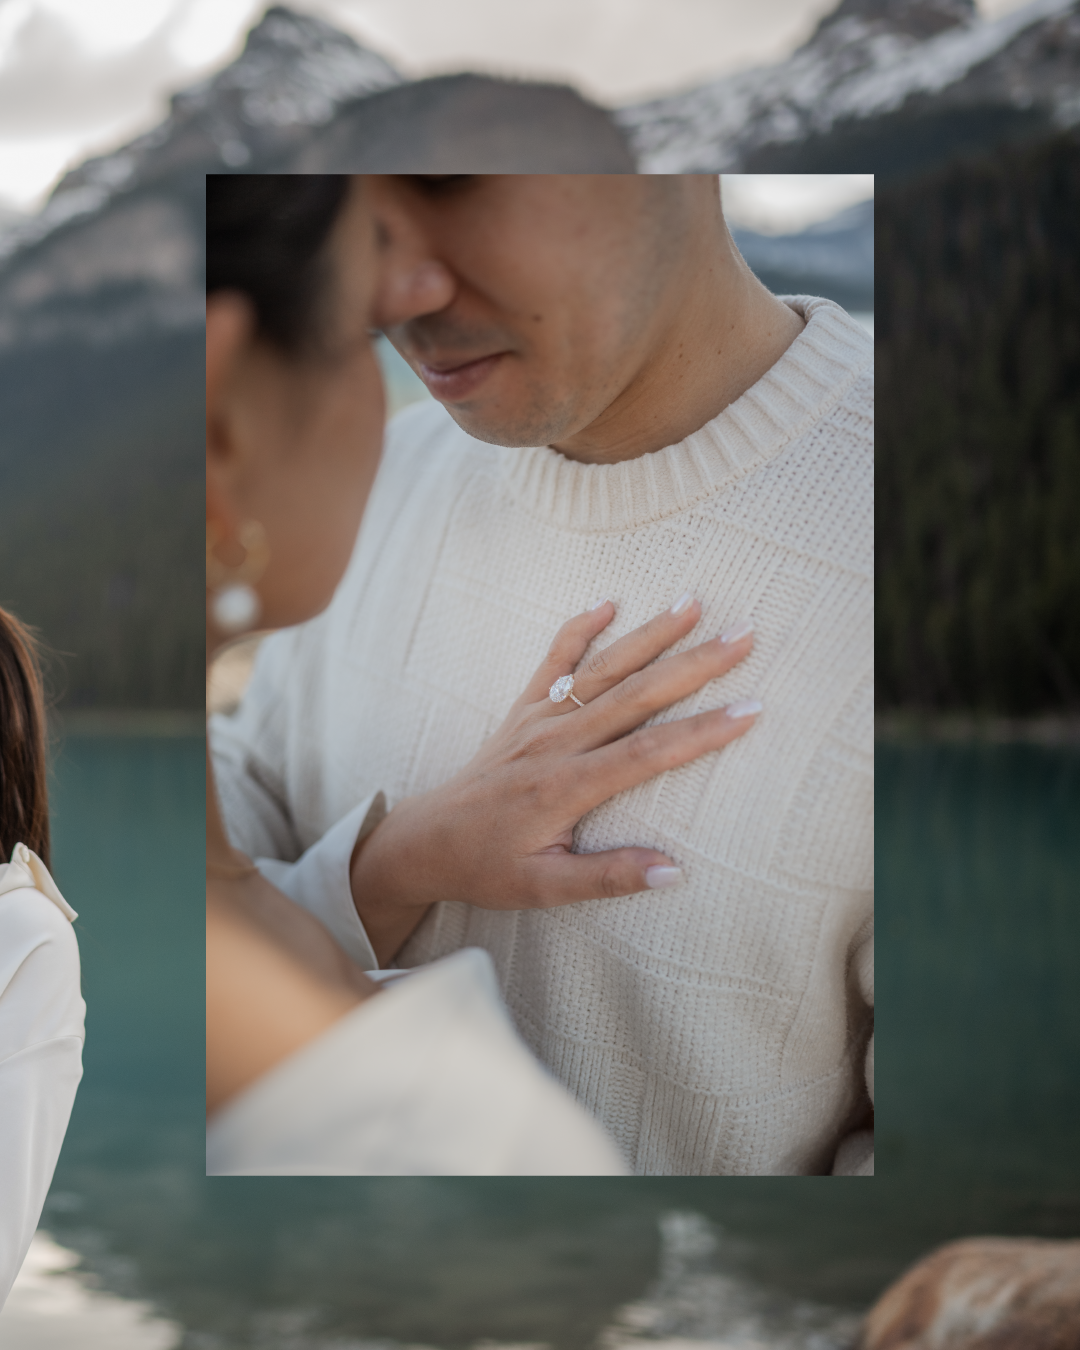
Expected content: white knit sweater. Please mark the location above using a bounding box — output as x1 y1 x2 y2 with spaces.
212 295 874 1177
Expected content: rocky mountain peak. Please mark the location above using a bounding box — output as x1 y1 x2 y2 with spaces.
0 6 401 265
168 5 401 138
618 0 1077 174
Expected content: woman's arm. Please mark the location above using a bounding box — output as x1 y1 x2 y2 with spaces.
206 886 379 1115
212 598 756 970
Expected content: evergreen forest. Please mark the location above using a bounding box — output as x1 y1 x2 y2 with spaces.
876 131 1080 714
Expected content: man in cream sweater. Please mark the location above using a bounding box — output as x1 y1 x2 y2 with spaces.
211 176 873 1176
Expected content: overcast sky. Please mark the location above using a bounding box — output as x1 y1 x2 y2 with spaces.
0 0 1030 216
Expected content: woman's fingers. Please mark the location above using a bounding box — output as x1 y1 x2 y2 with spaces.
520 846 685 907
550 593 704 709
575 627 755 748
517 600 615 706
566 700 761 817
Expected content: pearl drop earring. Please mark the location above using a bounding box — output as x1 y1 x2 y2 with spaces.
211 582 261 635
207 521 270 636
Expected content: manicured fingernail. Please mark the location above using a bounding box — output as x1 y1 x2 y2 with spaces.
645 865 683 889
720 618 753 643
725 699 763 719
670 592 694 616
589 596 611 610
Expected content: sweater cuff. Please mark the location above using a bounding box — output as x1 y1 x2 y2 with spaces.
255 792 387 971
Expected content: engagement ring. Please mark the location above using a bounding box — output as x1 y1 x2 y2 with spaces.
549 674 585 708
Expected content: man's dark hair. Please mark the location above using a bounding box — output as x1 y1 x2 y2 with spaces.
0 607 51 868
206 174 350 352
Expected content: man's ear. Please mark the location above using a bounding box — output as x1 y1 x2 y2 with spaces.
206 291 255 462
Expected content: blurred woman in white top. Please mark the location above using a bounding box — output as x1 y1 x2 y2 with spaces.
0 608 85 1307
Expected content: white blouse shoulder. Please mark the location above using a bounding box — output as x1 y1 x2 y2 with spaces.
0 844 85 1310
207 947 627 1176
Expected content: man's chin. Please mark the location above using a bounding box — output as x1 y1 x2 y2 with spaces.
439 395 570 450
440 410 552 449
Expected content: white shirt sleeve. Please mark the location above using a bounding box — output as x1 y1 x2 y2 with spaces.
254 793 386 971
210 634 386 971
206 948 628 1176
208 631 307 866
0 853 85 1309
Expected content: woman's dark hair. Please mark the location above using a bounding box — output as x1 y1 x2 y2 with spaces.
206 174 350 353
0 606 51 868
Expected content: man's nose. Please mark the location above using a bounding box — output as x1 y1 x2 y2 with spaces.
375 255 455 330
369 181 456 330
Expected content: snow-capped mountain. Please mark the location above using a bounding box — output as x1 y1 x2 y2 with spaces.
617 0 1080 173
0 8 403 352
0 7 401 268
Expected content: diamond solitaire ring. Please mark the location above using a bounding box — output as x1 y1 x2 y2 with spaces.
549 674 585 708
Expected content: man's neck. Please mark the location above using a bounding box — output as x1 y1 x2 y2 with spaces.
552 247 806 467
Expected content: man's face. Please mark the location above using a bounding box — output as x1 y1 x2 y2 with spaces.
370 175 693 449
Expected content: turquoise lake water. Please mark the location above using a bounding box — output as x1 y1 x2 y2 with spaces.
28 735 1080 1349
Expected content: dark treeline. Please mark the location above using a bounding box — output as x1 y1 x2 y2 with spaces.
0 330 204 712
876 131 1080 715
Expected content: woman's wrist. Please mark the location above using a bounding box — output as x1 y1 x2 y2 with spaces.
348 798 436 966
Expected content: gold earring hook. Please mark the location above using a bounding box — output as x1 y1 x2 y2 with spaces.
206 521 270 590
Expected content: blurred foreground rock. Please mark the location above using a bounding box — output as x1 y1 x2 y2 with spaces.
861 1237 1080 1349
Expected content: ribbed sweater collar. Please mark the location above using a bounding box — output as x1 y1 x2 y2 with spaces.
500 296 871 533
